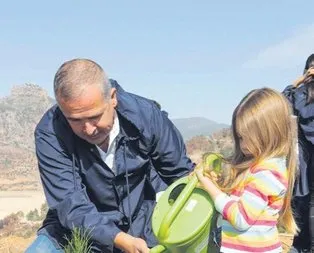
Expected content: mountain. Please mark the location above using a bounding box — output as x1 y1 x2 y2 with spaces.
0 84 54 190
172 117 229 141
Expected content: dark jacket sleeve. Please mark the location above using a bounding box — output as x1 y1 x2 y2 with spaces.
298 108 314 145
35 129 122 252
148 106 194 185
290 86 314 145
282 85 313 196
282 85 296 105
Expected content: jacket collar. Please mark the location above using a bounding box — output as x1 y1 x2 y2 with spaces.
111 79 142 141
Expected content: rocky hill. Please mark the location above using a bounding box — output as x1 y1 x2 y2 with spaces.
0 84 54 190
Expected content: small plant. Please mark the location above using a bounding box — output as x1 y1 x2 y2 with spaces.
63 227 92 253
39 202 48 219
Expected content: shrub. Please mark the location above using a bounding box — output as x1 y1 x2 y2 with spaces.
26 208 40 221
40 202 48 219
63 227 92 253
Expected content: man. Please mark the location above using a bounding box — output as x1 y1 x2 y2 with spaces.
25 59 193 252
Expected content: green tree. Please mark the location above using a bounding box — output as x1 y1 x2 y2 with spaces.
40 202 48 219
26 208 40 221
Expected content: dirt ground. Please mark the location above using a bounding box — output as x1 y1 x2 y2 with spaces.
0 235 35 253
0 191 45 219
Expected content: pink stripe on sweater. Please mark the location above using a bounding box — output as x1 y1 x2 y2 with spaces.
222 241 281 252
223 200 236 219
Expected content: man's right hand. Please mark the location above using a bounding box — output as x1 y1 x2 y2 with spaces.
114 232 150 253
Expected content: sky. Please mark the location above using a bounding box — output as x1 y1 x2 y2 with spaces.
1 1 314 124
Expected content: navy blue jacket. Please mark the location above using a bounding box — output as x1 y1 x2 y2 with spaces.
35 80 193 252
283 85 314 196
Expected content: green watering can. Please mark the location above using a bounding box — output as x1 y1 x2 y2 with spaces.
150 153 223 253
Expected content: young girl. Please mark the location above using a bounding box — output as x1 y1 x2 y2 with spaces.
196 88 298 253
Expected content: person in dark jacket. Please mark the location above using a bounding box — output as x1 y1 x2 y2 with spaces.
283 54 314 253
25 59 194 253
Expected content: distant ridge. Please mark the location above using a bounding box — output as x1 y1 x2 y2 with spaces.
172 117 229 141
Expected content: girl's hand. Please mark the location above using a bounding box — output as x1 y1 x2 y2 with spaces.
195 169 213 187
194 168 220 182
205 170 220 182
195 170 223 201
189 170 204 189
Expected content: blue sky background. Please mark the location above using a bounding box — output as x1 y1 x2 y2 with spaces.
1 1 314 124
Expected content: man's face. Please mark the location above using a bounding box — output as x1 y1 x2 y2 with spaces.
58 85 117 145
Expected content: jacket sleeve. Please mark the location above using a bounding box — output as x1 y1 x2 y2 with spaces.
35 129 122 252
292 88 314 145
299 112 314 145
148 106 194 185
282 85 296 105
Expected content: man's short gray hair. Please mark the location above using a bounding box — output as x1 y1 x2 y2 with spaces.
54 59 112 102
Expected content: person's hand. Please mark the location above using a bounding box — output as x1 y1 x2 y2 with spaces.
128 237 149 253
195 169 223 200
191 165 220 181
206 170 220 182
294 68 314 87
293 75 305 87
114 232 149 253
304 68 314 84
190 164 220 190
195 169 214 188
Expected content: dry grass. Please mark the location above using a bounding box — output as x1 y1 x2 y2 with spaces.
0 235 35 253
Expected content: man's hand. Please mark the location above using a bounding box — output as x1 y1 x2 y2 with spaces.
114 232 149 253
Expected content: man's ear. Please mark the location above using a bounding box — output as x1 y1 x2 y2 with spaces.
111 88 117 108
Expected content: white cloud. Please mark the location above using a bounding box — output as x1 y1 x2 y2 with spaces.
243 24 314 69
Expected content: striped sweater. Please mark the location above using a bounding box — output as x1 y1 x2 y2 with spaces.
214 157 288 253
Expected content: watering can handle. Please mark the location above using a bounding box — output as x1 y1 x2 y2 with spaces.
157 173 198 241
157 153 222 242
150 244 167 253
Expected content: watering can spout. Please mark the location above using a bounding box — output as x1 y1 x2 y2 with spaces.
200 152 223 173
